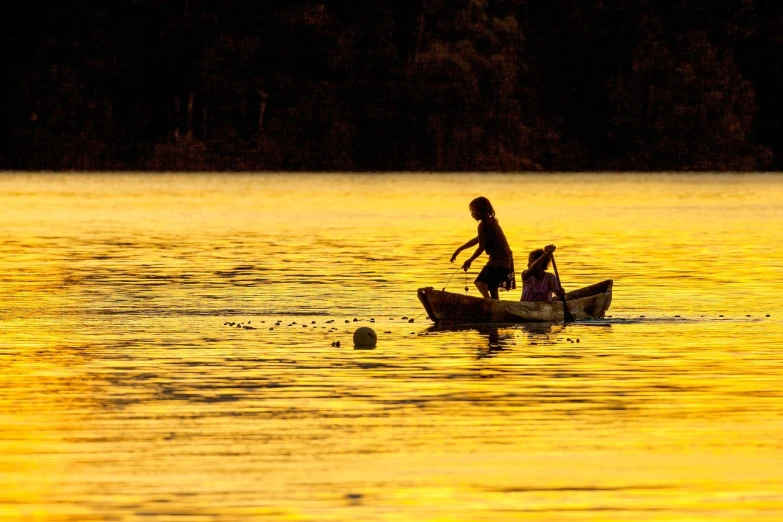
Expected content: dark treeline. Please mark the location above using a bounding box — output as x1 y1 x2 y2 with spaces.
3 0 782 171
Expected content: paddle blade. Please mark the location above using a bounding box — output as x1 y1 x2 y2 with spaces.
561 295 575 323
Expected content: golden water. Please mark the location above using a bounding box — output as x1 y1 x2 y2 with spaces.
1 173 783 521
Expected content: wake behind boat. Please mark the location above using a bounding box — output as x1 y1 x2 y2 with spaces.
417 280 613 324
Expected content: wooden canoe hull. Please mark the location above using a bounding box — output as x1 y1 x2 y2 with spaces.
417 280 613 324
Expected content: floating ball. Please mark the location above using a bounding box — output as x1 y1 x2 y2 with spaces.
353 327 377 347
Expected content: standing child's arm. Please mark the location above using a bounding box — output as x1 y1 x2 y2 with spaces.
460 222 490 271
450 237 479 263
460 242 485 272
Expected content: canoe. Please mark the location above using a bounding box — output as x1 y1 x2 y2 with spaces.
417 279 613 324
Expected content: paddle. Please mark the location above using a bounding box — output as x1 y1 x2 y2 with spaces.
549 253 575 323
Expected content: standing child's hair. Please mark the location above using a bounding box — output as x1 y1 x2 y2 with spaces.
469 197 495 218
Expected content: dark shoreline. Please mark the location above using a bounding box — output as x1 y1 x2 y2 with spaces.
6 2 783 172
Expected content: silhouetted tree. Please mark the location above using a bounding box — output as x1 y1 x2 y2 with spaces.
3 0 781 170
607 27 772 170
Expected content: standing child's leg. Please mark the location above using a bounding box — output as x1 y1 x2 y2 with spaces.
475 280 490 298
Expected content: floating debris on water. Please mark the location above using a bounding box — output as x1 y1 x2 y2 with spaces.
767 314 771 317
345 320 350 323
402 316 408 320
345 493 363 505
408 318 414 323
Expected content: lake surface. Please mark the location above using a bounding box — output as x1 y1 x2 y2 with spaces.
1 173 783 521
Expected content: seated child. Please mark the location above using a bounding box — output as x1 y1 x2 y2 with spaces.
521 245 565 302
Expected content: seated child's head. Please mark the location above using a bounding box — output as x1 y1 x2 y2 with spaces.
528 248 551 270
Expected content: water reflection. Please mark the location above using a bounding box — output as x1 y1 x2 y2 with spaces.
426 321 566 348
425 322 562 358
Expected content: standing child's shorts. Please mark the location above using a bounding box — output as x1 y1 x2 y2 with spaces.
475 263 516 291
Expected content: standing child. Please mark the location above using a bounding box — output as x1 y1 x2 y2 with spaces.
450 196 515 299
521 245 565 302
